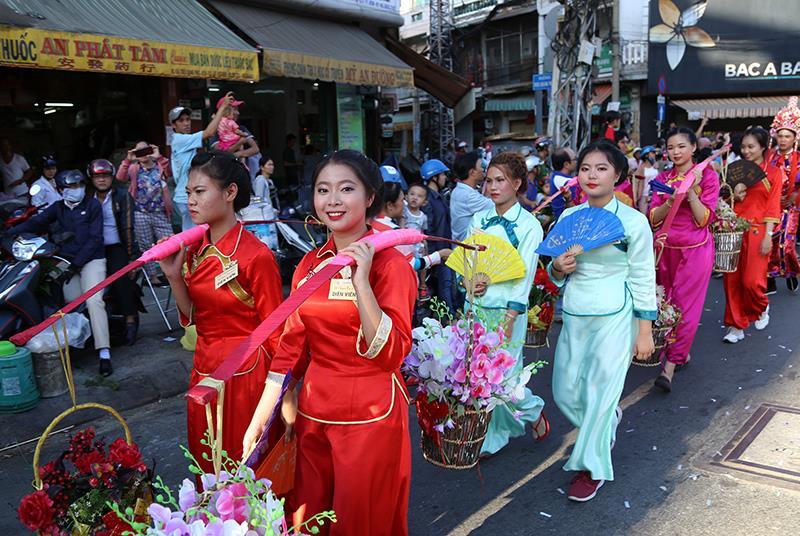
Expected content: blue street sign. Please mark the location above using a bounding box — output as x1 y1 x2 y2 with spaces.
657 76 667 94
533 72 552 91
657 102 666 122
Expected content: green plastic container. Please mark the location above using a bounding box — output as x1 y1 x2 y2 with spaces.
0 341 40 413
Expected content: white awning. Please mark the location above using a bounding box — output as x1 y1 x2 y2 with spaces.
672 96 793 119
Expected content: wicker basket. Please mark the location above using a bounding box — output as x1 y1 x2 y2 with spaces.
713 231 744 273
524 325 550 348
420 408 492 469
632 324 676 367
30 403 149 531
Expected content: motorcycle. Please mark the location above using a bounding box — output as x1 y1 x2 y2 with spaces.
0 234 70 339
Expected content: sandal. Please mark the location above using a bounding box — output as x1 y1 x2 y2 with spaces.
532 412 551 442
654 374 672 393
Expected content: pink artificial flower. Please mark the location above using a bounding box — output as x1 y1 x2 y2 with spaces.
491 350 515 371
486 364 504 385
215 482 250 523
471 354 490 378
453 364 467 383
473 322 486 338
471 384 491 399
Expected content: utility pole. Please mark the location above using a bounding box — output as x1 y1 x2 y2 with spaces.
611 0 621 102
547 0 598 149
428 0 455 160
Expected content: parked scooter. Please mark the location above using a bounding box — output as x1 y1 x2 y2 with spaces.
0 234 69 339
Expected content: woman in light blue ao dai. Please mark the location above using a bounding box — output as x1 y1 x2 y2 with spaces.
464 152 548 457
548 141 656 502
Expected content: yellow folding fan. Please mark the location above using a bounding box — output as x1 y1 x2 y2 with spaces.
445 232 526 292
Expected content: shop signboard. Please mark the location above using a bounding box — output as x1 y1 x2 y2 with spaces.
340 0 400 13
263 49 413 88
337 86 365 152
0 26 258 81
648 0 800 95
596 43 612 77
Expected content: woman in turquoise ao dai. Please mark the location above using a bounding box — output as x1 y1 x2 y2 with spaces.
464 152 548 457
549 141 656 502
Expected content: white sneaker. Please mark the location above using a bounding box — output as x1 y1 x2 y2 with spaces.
754 306 770 331
723 327 745 343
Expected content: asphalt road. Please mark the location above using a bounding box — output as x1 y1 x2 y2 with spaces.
1 278 798 535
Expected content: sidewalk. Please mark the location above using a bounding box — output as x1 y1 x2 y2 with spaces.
1 286 193 452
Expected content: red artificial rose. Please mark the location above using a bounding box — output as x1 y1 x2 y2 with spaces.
108 438 145 471
540 301 554 324
18 490 55 531
415 392 450 446
72 449 105 474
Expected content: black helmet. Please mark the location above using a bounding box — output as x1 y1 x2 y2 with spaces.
54 169 86 190
41 155 57 168
87 158 115 177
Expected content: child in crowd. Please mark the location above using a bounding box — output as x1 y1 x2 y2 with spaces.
404 183 429 232
215 96 250 152
374 169 450 274
404 183 431 298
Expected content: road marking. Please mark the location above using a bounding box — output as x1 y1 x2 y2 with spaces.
447 381 654 535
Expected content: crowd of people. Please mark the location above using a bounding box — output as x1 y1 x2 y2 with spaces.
4 91 800 533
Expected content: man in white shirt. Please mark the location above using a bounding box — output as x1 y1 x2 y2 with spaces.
0 137 33 197
450 150 493 241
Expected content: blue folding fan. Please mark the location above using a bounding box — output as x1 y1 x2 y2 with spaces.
536 207 626 257
649 180 675 195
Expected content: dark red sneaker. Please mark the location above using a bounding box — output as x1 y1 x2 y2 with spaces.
567 471 604 502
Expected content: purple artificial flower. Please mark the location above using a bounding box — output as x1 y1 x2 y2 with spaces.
179 478 198 512
148 503 173 525
481 330 501 348
200 471 231 492
163 517 190 535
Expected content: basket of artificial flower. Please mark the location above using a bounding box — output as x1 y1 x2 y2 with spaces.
633 285 682 367
18 404 153 536
405 300 546 469
108 438 336 535
525 266 560 348
712 198 750 273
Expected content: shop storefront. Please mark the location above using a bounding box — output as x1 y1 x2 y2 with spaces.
646 0 800 139
205 0 415 179
0 0 257 170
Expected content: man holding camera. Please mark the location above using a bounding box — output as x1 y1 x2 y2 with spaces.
117 141 173 286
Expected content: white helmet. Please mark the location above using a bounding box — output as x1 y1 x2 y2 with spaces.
525 155 541 172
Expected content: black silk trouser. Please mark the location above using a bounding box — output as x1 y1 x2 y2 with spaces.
105 243 141 317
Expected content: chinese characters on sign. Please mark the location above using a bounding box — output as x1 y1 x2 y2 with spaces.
0 27 258 81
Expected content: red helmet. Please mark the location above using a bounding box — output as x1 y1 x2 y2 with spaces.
87 159 115 177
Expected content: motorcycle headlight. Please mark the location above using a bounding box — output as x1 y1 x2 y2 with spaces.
12 240 38 261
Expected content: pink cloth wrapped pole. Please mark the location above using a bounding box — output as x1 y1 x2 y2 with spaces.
187 229 428 405
10 224 210 345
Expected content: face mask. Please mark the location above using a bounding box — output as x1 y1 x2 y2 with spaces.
62 186 85 204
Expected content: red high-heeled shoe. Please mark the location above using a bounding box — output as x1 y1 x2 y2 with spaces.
532 412 550 442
